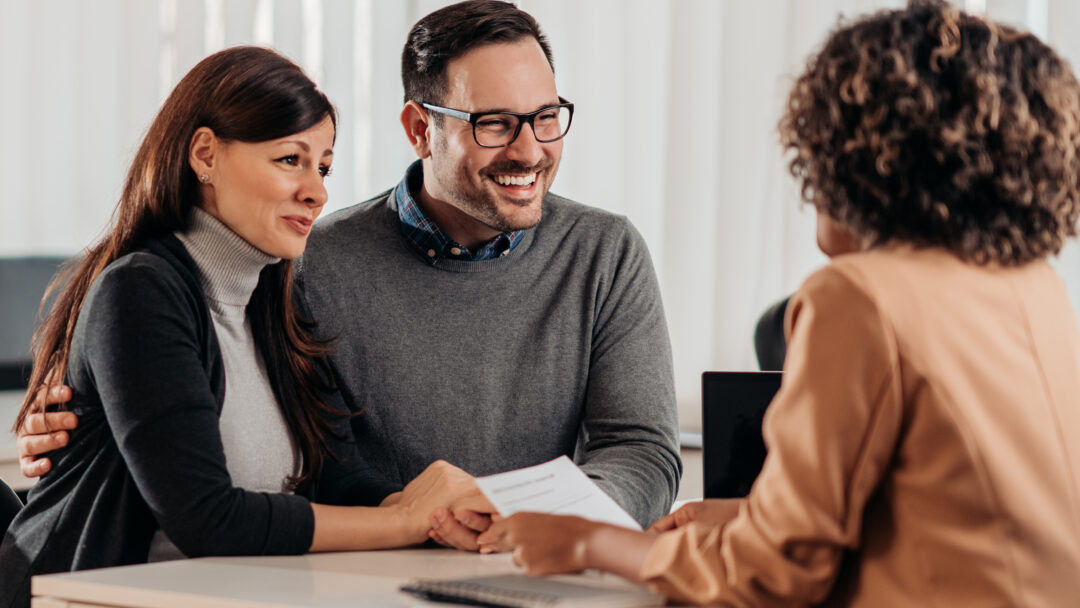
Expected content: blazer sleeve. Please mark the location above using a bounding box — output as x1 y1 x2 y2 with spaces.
640 264 904 605
79 257 315 557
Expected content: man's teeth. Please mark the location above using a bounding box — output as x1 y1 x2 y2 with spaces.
494 174 536 187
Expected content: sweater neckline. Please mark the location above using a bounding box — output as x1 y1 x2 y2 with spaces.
175 207 280 308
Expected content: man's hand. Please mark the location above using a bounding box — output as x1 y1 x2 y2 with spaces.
647 498 744 533
17 385 76 478
391 460 481 545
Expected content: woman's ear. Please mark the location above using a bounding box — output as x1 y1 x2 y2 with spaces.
188 126 218 180
400 101 432 158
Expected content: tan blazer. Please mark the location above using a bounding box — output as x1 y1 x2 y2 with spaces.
642 247 1080 606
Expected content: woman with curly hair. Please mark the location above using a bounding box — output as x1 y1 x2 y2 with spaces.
470 1 1080 604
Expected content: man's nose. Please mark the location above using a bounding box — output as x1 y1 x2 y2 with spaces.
503 122 544 166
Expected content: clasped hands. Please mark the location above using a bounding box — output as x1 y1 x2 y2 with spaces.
18 385 743 569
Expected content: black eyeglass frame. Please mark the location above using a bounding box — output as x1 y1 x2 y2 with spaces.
420 97 575 148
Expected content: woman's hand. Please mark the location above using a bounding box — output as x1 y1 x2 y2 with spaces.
477 513 597 574
477 513 658 580
648 498 744 533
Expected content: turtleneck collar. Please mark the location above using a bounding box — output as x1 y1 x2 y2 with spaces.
175 207 281 309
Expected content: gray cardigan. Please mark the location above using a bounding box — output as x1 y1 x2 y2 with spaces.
0 235 395 608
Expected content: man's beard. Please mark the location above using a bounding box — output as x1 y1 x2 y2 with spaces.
438 156 556 233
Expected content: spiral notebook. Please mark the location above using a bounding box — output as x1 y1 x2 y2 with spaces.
400 574 665 607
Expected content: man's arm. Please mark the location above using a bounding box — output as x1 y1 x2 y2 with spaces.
15 385 76 477
578 217 682 527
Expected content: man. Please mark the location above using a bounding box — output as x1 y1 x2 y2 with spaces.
17 0 681 544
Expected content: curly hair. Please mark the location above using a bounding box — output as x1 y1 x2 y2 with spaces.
780 0 1080 265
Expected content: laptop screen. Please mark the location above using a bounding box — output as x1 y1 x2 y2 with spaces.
701 371 782 498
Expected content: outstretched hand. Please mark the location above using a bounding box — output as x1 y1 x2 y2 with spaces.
477 513 597 574
648 498 744 533
477 512 658 581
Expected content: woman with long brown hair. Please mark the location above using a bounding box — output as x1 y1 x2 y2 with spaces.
0 46 477 607
470 1 1080 605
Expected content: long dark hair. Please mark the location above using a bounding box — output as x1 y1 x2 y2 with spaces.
16 46 342 491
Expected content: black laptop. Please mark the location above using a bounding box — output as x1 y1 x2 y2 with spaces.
701 371 782 498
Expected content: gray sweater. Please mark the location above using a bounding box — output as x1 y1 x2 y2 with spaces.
297 190 681 526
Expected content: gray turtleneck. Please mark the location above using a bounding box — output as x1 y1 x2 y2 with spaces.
150 208 296 561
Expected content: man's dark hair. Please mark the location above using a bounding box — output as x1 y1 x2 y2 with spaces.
780 0 1080 265
401 0 554 109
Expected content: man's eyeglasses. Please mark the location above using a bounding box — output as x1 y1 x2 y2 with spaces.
421 97 574 148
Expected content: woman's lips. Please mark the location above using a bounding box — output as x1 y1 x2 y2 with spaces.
282 215 312 235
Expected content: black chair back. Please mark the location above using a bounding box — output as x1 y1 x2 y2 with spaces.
753 296 791 372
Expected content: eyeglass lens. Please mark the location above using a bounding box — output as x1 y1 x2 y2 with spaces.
475 106 571 147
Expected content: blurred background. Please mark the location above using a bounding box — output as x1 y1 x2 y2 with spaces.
2 0 1078 429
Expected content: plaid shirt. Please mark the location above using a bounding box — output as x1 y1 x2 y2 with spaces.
395 161 524 263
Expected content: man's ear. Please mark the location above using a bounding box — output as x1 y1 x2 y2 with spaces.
401 101 433 158
188 126 219 179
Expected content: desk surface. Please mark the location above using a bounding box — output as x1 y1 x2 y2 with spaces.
31 549 652 607
20 415 701 606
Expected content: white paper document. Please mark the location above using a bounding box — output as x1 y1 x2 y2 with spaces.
475 456 641 530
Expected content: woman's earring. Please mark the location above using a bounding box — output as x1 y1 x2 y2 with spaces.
200 173 211 183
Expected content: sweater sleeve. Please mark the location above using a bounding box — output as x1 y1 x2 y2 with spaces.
578 217 682 527
639 264 903 605
79 257 314 557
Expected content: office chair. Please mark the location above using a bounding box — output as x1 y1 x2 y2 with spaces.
0 257 67 390
1 476 22 533
753 296 791 372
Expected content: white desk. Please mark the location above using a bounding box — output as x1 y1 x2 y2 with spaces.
0 390 32 491
24 442 701 606
31 549 653 607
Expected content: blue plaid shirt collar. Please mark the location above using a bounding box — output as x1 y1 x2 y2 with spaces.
395 161 525 264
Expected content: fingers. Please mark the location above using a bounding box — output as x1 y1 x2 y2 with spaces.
453 509 493 533
428 529 452 548
20 411 78 435
647 512 678 533
674 506 696 528
476 517 510 554
20 455 52 478
451 491 495 515
30 385 73 412
428 507 481 551
18 429 69 459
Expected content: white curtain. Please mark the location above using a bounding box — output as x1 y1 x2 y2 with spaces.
1 0 1077 429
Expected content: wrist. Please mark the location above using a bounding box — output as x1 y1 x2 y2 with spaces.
380 491 402 507
581 521 612 571
583 523 657 582
385 502 425 545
